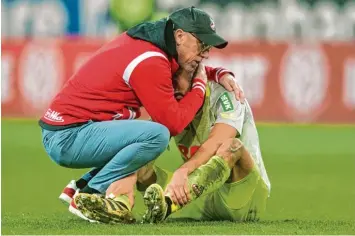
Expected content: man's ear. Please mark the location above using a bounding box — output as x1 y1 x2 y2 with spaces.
174 29 185 46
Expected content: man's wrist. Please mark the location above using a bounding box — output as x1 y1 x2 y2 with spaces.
217 71 235 83
179 162 197 175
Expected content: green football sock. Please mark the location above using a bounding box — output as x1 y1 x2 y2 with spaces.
169 156 231 213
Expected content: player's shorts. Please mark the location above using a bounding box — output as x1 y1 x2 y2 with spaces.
154 165 269 222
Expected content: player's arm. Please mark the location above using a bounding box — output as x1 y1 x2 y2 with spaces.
167 90 245 205
179 124 237 175
179 91 245 175
129 57 206 136
167 124 237 206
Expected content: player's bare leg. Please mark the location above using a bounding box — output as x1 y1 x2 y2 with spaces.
142 138 246 223
136 162 157 192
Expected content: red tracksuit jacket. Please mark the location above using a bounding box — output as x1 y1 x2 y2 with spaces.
40 33 232 136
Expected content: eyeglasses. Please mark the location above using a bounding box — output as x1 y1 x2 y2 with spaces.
190 33 212 54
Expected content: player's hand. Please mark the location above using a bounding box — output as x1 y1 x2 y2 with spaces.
194 63 208 84
165 168 191 206
219 74 245 103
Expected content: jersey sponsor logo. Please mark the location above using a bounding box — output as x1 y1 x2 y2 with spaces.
177 144 200 160
220 112 238 120
44 109 64 122
192 184 205 197
219 92 234 112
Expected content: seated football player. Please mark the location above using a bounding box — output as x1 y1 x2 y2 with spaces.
140 65 271 223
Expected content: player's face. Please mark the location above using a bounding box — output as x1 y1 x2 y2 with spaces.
173 70 192 101
175 30 211 73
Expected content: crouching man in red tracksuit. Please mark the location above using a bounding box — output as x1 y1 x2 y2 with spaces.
40 6 244 223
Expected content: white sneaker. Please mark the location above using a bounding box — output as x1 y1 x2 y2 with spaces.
59 180 78 205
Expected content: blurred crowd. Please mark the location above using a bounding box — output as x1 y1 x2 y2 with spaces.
2 0 355 41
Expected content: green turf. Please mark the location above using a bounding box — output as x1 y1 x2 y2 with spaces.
2 119 355 234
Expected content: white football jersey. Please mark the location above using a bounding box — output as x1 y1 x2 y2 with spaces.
174 82 271 192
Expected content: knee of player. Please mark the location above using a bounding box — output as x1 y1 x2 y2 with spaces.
136 163 156 190
137 162 155 181
216 138 243 166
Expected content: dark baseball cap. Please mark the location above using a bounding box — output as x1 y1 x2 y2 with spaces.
168 6 228 49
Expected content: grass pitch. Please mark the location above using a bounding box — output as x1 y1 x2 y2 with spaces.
2 119 355 234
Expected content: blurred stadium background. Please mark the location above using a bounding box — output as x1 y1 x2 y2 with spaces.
2 0 355 122
1 0 355 234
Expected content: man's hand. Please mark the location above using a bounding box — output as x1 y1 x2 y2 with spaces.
106 173 137 208
164 168 191 206
219 74 245 103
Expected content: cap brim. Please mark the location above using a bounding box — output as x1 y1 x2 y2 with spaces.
195 32 228 49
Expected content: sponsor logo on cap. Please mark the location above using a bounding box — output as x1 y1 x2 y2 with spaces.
210 18 216 31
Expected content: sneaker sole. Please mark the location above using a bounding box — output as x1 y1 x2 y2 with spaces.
69 205 98 223
142 184 167 223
